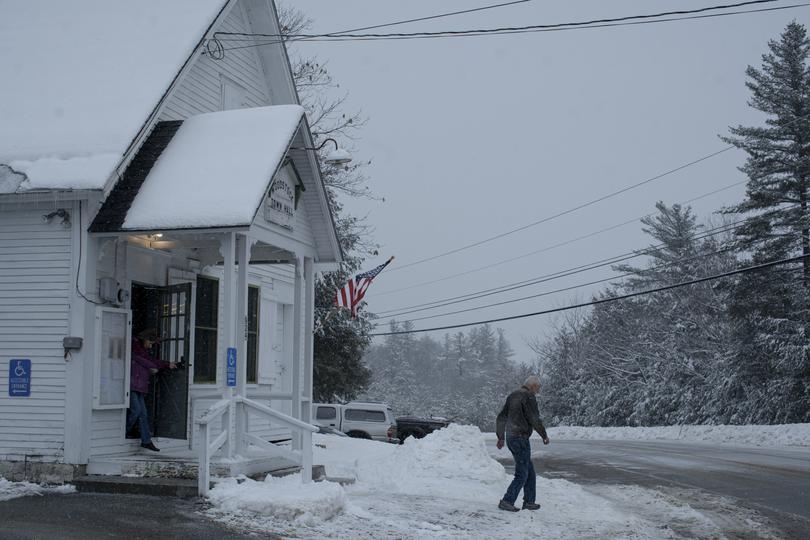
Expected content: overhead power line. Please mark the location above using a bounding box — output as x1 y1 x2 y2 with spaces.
296 1 533 37
298 3 808 42
384 147 735 274
378 243 738 326
379 109 810 278
374 180 745 296
376 213 767 318
204 0 531 56
217 0 776 40
208 0 808 54
370 253 810 336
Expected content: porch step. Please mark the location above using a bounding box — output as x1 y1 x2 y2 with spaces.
72 475 199 498
72 465 328 499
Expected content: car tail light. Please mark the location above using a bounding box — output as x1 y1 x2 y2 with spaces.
387 425 396 439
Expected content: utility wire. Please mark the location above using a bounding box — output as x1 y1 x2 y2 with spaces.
204 0 531 55
374 180 745 296
295 1 532 37
207 1 807 54
376 215 762 318
386 147 735 274
295 3 808 42
216 0 776 40
379 107 810 277
370 253 810 336
380 242 738 325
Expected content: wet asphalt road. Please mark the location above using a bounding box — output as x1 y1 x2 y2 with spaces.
0 492 266 540
491 438 810 526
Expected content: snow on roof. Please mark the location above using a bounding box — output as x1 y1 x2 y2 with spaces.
122 105 305 231
0 0 229 193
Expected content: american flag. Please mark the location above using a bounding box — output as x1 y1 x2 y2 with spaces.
335 257 394 318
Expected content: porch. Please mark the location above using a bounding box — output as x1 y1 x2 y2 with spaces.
82 105 340 495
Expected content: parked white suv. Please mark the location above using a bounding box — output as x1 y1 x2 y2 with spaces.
313 401 398 443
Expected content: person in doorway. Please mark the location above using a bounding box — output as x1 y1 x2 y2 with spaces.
127 328 176 452
495 375 550 512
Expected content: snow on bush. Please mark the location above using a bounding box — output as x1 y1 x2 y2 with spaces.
545 423 810 447
208 473 346 525
0 477 75 502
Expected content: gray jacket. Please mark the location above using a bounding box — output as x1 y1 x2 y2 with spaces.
496 386 548 440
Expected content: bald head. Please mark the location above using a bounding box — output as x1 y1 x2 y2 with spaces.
524 375 541 394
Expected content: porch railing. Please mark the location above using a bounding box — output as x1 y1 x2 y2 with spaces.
195 398 231 496
195 396 317 496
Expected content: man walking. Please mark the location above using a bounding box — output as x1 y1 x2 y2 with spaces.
496 375 549 512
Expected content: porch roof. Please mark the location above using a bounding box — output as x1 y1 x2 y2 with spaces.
118 105 304 231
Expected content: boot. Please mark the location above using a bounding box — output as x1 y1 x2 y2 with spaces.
522 502 541 510
498 500 519 512
141 442 160 452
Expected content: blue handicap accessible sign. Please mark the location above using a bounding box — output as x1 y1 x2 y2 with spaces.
9 359 31 397
226 347 237 387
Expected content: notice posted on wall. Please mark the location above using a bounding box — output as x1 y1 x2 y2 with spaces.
99 310 127 407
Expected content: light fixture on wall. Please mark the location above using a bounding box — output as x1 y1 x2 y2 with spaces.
291 138 352 167
42 208 71 229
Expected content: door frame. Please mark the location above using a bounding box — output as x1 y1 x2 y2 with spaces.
168 268 197 449
129 277 195 446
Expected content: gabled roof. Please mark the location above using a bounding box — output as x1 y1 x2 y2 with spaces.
97 105 305 231
0 0 230 193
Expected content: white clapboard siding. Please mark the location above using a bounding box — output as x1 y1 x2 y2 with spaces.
0 204 72 460
159 1 270 121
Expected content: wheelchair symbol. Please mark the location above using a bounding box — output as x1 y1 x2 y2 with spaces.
14 362 27 377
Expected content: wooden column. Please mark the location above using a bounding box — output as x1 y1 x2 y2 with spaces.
234 233 250 454
302 257 314 425
291 256 303 451
220 233 236 456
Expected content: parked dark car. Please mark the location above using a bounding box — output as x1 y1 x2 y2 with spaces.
395 415 450 442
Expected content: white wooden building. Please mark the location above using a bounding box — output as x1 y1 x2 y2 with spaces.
0 0 342 491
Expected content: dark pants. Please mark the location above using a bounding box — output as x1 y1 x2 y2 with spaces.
126 391 152 444
503 435 536 505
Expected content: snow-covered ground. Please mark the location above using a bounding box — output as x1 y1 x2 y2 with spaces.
205 425 776 539
536 423 810 447
0 478 75 502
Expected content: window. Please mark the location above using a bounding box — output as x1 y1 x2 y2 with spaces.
247 286 260 384
345 409 386 422
316 407 337 420
194 277 218 384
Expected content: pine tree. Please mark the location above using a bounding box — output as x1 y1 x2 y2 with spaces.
723 21 810 281
721 22 810 423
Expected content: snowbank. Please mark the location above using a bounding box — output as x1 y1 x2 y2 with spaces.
355 424 506 499
209 426 731 539
542 423 810 447
0 478 75 502
207 474 346 526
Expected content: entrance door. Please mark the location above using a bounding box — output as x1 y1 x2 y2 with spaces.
153 283 191 439
130 282 192 440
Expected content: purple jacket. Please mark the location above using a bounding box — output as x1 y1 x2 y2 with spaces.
130 339 169 394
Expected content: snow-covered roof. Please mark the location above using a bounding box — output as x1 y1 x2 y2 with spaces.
0 0 229 193
121 105 305 231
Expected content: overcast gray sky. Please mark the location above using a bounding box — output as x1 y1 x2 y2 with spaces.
291 0 810 362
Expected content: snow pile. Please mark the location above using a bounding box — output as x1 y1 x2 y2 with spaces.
211 430 721 539
356 424 506 498
0 478 75 502
207 473 346 525
546 422 810 447
313 433 396 479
